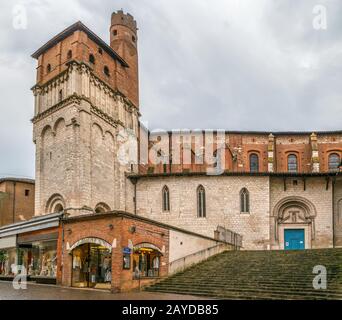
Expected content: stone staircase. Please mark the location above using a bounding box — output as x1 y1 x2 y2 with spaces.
145 249 342 300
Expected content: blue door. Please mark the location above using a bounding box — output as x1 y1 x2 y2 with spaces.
284 229 305 250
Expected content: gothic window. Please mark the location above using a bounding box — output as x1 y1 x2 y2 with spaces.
162 186 170 212
67 50 72 60
46 64 51 73
104 66 110 77
329 153 340 171
250 153 259 173
89 54 95 65
240 188 250 213
197 185 206 218
288 154 298 173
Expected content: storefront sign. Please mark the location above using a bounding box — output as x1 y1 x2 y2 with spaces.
122 247 131 254
68 237 112 252
0 236 16 249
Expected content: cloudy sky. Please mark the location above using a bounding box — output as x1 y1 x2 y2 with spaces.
0 0 341 179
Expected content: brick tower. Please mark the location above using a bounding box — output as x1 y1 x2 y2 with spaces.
31 12 139 216
110 10 139 108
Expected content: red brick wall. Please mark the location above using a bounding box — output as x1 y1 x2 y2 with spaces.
0 181 35 227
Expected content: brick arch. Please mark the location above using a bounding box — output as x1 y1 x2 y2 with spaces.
69 237 112 252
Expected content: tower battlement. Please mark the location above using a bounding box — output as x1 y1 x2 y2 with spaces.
111 10 137 33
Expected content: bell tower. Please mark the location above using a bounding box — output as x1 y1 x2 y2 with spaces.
110 10 139 108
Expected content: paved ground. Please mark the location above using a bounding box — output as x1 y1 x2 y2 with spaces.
0 281 210 300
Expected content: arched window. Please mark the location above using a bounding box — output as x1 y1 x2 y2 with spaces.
288 154 298 172
329 153 340 171
89 54 95 65
67 50 72 60
104 66 110 77
250 153 259 173
95 203 111 213
197 185 206 218
240 188 250 213
53 203 64 213
46 64 51 73
162 186 170 212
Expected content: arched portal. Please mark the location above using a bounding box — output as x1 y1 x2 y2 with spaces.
273 197 316 250
70 238 112 289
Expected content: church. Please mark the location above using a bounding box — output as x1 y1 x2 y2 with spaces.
0 10 341 292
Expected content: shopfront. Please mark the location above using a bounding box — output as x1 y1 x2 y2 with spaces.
132 243 162 279
70 238 112 290
0 212 62 284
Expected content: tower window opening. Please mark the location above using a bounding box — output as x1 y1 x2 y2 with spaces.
46 64 51 73
89 54 95 65
98 48 103 55
67 50 72 60
113 30 118 36
132 35 136 43
104 66 110 77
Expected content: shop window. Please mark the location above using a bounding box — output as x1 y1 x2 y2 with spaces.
329 153 340 171
287 154 298 173
0 248 17 276
197 185 206 218
162 186 170 212
250 153 259 173
89 54 95 65
17 240 57 278
104 66 110 77
72 243 111 289
240 188 250 213
133 245 161 278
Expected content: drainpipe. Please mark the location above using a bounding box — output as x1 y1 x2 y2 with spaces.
12 181 16 223
133 178 137 215
332 176 336 248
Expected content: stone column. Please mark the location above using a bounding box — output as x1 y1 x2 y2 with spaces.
310 133 320 173
268 134 275 172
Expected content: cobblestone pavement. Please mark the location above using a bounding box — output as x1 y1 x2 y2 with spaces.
0 281 210 300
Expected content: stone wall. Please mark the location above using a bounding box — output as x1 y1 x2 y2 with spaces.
134 175 270 250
